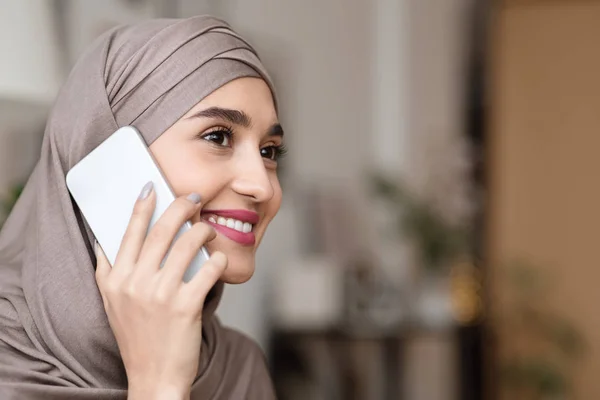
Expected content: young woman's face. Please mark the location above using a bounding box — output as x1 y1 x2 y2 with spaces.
149 77 284 284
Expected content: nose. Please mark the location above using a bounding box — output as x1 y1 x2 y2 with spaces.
231 151 274 202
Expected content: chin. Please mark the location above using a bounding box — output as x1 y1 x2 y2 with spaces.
204 235 257 284
220 259 256 284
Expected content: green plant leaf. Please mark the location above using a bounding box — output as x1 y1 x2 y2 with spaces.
543 316 586 359
371 172 470 271
501 358 568 395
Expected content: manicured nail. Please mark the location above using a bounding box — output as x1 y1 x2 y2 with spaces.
138 181 154 200
186 192 201 204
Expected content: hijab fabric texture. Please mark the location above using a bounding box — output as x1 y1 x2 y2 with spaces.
0 15 277 399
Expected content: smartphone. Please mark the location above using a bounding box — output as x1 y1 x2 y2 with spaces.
66 126 209 282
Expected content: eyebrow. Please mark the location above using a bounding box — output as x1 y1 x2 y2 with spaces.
187 106 284 137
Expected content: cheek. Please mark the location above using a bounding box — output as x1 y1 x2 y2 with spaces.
152 143 221 198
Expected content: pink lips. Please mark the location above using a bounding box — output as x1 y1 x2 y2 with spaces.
202 209 260 224
201 209 259 246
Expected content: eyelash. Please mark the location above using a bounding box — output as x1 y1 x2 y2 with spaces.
199 126 288 162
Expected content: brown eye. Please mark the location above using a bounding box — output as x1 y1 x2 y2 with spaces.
260 145 288 161
200 128 232 147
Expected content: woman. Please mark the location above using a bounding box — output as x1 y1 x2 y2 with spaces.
0 15 284 399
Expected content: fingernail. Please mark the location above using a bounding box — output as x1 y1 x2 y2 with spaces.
138 181 154 200
186 193 201 204
94 240 99 254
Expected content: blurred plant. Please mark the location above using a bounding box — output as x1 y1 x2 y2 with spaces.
499 260 586 399
0 182 25 230
370 174 471 273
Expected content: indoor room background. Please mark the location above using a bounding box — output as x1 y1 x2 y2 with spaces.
3 0 600 399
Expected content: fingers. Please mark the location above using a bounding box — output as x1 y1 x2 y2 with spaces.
114 181 156 269
157 222 217 291
135 193 203 275
180 251 228 313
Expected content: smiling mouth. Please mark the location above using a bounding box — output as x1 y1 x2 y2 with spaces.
200 210 259 246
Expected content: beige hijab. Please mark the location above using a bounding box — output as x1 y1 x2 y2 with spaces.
0 15 277 399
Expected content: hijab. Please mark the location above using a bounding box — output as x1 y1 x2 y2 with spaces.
0 15 277 399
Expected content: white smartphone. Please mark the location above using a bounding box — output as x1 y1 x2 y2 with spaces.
66 126 209 282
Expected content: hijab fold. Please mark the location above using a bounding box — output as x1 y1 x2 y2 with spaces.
0 15 277 399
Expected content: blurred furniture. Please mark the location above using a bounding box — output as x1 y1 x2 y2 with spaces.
270 328 404 400
270 327 459 400
268 180 466 399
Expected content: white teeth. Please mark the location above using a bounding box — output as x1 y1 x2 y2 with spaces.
234 220 243 231
212 216 254 233
243 222 252 233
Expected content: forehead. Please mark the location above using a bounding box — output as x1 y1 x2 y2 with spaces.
184 77 278 126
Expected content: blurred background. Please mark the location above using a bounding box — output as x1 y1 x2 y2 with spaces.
2 0 599 398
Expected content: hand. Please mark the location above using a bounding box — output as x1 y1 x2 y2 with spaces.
94 182 228 399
